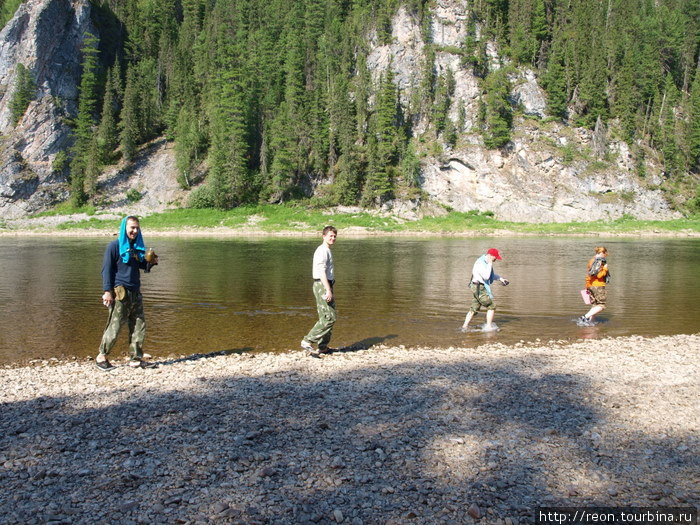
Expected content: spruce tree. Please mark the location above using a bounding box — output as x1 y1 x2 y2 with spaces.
482 69 512 149
70 32 100 206
9 64 36 126
657 74 682 176
203 0 251 206
97 69 118 164
689 66 700 172
543 46 567 120
119 64 139 163
363 69 399 204
174 105 205 188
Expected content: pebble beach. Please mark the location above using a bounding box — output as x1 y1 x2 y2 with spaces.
1 334 698 524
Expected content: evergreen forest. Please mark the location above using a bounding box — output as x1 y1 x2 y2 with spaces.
5 0 700 210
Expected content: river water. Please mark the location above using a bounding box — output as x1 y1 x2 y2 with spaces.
1 236 698 365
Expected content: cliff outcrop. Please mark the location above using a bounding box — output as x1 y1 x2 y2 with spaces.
0 0 93 218
0 0 682 222
366 0 677 222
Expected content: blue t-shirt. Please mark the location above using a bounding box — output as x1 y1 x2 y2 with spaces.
102 239 148 292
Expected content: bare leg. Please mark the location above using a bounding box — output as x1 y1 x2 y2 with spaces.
462 311 475 329
585 305 605 320
485 309 495 328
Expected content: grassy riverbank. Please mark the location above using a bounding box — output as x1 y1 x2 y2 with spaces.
3 204 700 236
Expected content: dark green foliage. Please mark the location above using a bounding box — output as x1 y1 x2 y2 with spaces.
432 69 455 136
96 70 118 164
0 0 22 29
52 151 68 173
126 188 143 202
689 67 700 172
119 64 139 163
72 0 698 209
70 32 100 206
363 69 401 204
9 63 36 126
174 105 206 188
481 69 512 149
542 44 567 119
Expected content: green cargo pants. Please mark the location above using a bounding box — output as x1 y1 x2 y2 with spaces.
304 280 337 349
469 282 496 312
98 288 146 360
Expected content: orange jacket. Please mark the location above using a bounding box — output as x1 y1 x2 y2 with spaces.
586 257 608 288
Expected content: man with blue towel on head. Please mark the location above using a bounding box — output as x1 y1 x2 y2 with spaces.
96 216 158 371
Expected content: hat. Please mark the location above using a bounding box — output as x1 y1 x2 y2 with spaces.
486 248 502 260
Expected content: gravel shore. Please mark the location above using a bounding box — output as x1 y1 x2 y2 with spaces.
1 334 698 525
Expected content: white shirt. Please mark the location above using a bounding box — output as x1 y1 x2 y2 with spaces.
312 244 334 281
471 255 500 284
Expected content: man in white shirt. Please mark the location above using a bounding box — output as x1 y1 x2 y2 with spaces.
462 248 509 332
301 226 337 355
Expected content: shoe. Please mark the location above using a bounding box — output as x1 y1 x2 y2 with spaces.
96 359 116 371
301 340 314 351
128 359 157 369
317 346 332 354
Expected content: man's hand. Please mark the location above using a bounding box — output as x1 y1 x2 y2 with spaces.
324 289 333 302
500 278 509 286
102 290 114 307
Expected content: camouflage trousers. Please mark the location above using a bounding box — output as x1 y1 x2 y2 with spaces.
304 281 337 348
469 282 496 312
98 288 146 360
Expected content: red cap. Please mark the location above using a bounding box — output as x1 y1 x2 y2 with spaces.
487 248 502 260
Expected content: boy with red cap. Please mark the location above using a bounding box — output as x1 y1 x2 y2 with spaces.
461 248 509 332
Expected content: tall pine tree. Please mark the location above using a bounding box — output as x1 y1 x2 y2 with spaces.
70 32 100 206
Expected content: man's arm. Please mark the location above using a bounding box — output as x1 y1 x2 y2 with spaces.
320 273 333 302
101 243 117 306
313 247 333 302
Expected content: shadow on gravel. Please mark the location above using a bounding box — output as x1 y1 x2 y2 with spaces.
156 347 255 366
0 354 696 524
335 334 399 353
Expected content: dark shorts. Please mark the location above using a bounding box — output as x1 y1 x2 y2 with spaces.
588 286 607 305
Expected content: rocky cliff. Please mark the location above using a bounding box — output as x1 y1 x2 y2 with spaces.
0 0 681 222
367 0 677 222
0 0 94 218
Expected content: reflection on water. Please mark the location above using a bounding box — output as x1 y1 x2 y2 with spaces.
1 236 699 365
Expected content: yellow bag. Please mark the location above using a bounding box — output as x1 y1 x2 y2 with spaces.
114 285 126 301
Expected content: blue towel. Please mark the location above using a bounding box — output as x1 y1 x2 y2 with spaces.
118 217 146 263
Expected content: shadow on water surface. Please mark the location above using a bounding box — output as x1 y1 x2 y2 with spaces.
0 352 696 523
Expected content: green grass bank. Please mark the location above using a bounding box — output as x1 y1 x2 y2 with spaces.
4 205 700 236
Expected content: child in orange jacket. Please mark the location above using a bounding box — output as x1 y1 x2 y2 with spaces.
580 246 609 324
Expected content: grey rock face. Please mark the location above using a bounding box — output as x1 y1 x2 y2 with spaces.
421 121 680 222
363 0 675 222
0 0 94 218
510 69 547 119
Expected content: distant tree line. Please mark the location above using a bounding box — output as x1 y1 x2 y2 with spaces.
27 0 699 208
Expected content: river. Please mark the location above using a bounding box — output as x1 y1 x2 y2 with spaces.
1 236 698 365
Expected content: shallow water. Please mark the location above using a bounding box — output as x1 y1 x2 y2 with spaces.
1 236 699 365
